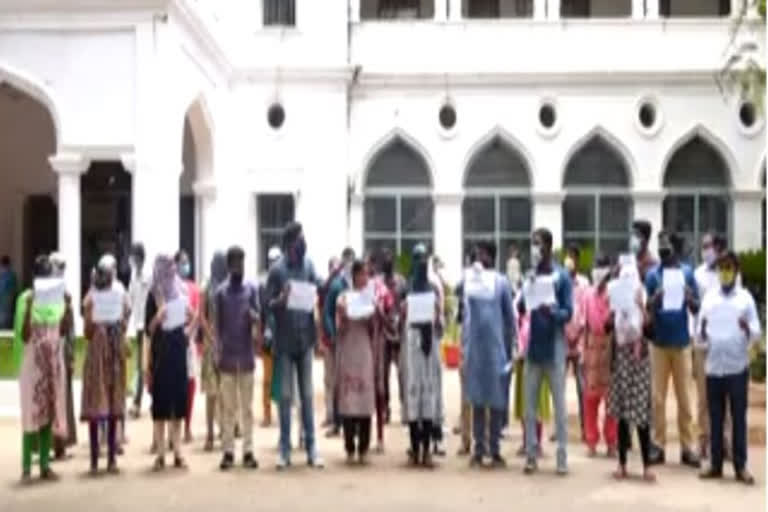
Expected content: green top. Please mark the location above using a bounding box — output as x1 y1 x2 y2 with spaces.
11 289 66 375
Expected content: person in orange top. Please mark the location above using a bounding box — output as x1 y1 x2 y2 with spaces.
582 254 617 457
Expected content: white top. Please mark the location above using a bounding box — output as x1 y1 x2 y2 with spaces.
690 263 742 343
128 269 151 330
697 286 761 377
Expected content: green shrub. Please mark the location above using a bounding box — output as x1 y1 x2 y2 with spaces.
396 252 411 278
739 249 765 308
554 246 595 275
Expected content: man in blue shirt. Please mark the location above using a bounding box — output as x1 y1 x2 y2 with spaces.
644 231 700 468
521 228 572 476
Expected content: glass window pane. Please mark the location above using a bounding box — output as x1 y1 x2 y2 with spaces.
462 197 495 233
597 237 630 259
401 196 434 233
364 197 396 232
364 238 397 256
563 196 596 232
500 197 532 233
698 195 729 234
258 194 295 229
664 136 729 187
663 195 695 234
402 237 433 257
563 136 629 186
599 196 632 233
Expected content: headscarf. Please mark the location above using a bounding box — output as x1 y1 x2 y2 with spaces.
99 253 117 276
153 254 182 302
408 243 433 356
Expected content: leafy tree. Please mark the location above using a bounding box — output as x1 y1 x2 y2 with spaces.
718 0 766 112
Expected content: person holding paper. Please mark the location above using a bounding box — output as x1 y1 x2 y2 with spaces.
176 249 201 444
644 230 700 468
698 251 760 485
128 243 152 420
145 254 191 471
563 245 588 443
400 243 442 468
215 246 260 471
49 252 77 461
607 259 655 482
582 255 617 458
199 251 228 451
18 255 73 483
379 248 407 426
334 260 377 464
81 261 130 475
267 221 325 470
521 228 572 476
462 241 515 468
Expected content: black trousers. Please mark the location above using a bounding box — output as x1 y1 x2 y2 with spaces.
409 420 433 456
707 370 748 473
383 341 400 419
343 416 372 456
618 419 650 467
133 330 145 408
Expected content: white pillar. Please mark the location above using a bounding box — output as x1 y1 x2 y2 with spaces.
632 0 645 19
547 0 561 19
448 0 462 21
732 191 764 251
532 192 563 249
434 194 462 285
193 180 217 281
435 0 448 20
646 0 659 19
350 0 361 22
349 194 364 257
534 0 547 20
633 192 663 254
50 153 89 333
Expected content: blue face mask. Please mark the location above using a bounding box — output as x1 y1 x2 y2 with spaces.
179 262 191 278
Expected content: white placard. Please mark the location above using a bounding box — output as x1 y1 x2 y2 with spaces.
91 289 124 323
33 278 65 307
706 300 742 341
618 253 636 269
464 268 497 299
523 276 556 310
662 269 685 311
608 276 635 313
162 296 187 330
286 280 317 313
345 290 375 320
407 292 435 324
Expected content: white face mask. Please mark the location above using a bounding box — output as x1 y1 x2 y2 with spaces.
531 244 542 267
702 247 717 266
629 235 642 255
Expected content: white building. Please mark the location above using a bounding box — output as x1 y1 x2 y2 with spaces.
0 0 765 315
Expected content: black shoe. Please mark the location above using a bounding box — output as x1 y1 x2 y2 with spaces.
469 454 483 468
219 452 235 471
647 446 665 466
681 449 700 468
491 455 507 468
699 466 723 480
243 452 259 469
736 469 756 486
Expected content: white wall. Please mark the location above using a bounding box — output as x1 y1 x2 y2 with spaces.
668 0 724 16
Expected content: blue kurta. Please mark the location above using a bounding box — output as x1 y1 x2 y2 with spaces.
461 272 515 410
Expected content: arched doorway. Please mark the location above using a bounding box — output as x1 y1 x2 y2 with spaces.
363 136 434 256
0 80 57 319
463 134 532 270
562 133 633 257
662 135 731 263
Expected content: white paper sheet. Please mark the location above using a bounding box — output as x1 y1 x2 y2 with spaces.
162 296 187 330
33 278 65 307
463 268 496 299
618 253 636 269
345 290 375 320
407 292 435 324
523 276 556 310
91 289 124 323
662 269 685 311
706 300 742 341
608 276 635 313
286 280 317 313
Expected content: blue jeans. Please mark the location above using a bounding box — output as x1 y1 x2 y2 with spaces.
472 406 504 458
277 348 316 461
525 339 567 468
707 370 748 473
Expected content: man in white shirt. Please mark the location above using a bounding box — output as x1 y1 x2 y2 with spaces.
697 251 759 485
127 244 151 418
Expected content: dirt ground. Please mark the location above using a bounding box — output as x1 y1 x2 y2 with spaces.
0 361 765 512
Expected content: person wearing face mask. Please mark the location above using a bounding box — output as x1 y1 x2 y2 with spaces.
215 246 260 471
400 243 443 468
644 231 700 468
630 220 657 283
520 228 573 476
267 221 325 470
319 256 340 429
128 243 152 419
378 248 407 424
697 251 759 485
563 245 588 443
693 233 737 459
175 250 200 444
461 241 516 468
322 247 355 438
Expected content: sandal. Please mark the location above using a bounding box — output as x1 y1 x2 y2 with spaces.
642 469 656 483
152 457 165 472
174 456 188 470
612 467 628 480
40 468 59 482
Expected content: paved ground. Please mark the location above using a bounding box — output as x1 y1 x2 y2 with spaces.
0 360 765 512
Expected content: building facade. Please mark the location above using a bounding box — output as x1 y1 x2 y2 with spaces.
0 0 765 317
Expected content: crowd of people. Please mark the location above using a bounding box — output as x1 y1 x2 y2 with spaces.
12 218 761 487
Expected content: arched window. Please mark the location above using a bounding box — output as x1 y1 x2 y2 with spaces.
363 137 433 255
463 136 532 269
562 135 633 257
662 135 731 263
